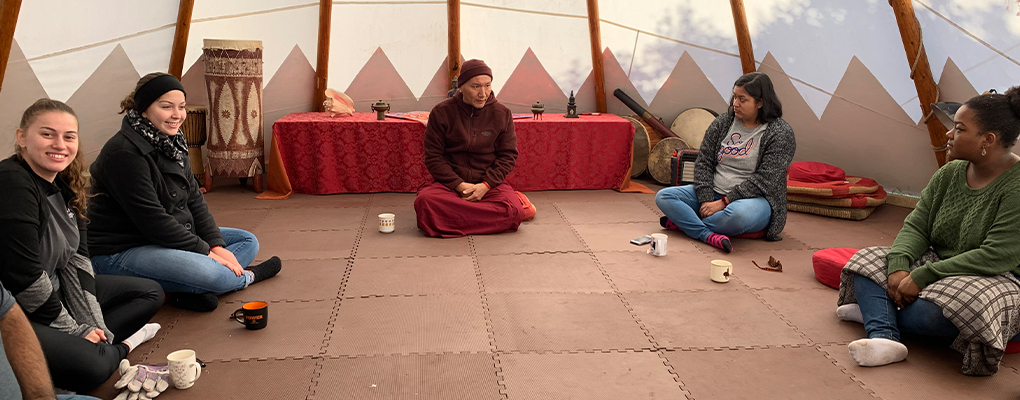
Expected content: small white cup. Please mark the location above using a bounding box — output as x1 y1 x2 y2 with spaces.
167 349 202 389
710 260 733 283
378 213 395 233
648 233 668 256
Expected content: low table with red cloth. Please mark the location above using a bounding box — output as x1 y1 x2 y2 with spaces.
259 112 639 197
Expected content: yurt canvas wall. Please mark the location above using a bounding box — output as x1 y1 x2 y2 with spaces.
2 0 1018 196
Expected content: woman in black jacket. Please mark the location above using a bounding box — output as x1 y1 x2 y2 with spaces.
88 73 281 312
0 99 163 392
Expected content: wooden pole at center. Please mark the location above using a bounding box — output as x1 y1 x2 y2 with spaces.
729 0 756 74
889 0 947 167
448 0 461 88
586 0 606 113
168 0 195 79
313 0 333 112
0 0 24 93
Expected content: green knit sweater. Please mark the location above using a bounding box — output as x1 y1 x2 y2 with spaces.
888 160 1020 288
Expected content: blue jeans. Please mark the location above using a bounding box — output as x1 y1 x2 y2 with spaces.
92 228 259 295
854 274 1020 342
654 185 770 242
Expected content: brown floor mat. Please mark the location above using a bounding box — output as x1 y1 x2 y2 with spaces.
276 193 374 208
471 224 586 255
258 207 366 231
153 358 317 400
91 181 1006 399
818 341 1020 399
314 353 502 400
356 229 472 258
499 351 686 399
625 290 807 349
556 199 661 224
572 222 702 253
344 256 478 297
143 300 336 362
477 253 614 293
253 229 359 260
327 295 490 356
719 248 823 290
486 293 652 352
219 259 347 304
369 192 418 207
754 287 862 345
596 250 738 293
209 208 271 232
665 347 876 399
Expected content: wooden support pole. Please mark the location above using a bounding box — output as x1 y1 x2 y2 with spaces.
729 0 755 74
889 0 947 167
168 0 195 79
586 0 606 113
0 0 23 93
448 0 460 88
313 0 332 112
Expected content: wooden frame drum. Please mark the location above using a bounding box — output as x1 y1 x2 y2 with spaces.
648 137 693 184
623 115 664 178
669 107 719 151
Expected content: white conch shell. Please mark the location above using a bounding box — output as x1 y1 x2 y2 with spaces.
323 89 355 117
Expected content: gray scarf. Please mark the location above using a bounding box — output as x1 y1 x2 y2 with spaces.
126 109 188 167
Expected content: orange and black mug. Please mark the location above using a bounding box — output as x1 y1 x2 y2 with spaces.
232 301 268 330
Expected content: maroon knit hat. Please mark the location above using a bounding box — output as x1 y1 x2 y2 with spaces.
458 59 492 87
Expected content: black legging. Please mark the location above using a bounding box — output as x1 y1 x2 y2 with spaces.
32 275 163 393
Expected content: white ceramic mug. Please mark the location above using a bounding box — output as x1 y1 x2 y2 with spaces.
378 213 395 233
710 260 733 283
167 349 202 389
648 233 668 256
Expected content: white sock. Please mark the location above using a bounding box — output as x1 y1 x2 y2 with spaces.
836 304 864 324
122 323 161 352
848 338 908 367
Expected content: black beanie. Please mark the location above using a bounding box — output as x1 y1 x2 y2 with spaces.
134 74 186 112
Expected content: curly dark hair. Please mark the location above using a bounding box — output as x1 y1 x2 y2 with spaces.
963 86 1020 148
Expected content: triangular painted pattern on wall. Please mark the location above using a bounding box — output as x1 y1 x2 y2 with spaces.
498 48 569 114
577 48 647 117
0 39 49 159
648 51 728 128
262 44 316 158
65 44 140 163
345 47 418 113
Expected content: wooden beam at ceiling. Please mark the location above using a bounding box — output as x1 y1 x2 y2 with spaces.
586 0 606 113
448 0 460 88
168 0 195 79
889 0 947 167
729 0 755 74
0 0 23 93
313 0 332 112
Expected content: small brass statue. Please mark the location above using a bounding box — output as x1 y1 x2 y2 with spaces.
565 90 578 118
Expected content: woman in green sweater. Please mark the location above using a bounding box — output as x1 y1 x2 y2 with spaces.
837 87 1020 370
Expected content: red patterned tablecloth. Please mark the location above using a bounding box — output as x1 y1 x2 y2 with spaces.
263 112 634 195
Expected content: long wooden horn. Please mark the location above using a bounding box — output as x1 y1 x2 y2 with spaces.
613 89 678 139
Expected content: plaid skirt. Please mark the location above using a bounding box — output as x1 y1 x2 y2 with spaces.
837 246 1020 376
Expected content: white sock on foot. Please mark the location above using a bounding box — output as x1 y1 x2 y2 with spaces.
836 304 864 324
848 338 908 367
123 323 161 352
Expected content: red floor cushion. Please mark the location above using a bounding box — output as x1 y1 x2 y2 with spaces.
789 161 846 183
813 248 860 289
1008 341 1020 354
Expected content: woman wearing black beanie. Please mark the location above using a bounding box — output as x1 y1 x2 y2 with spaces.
88 73 281 312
